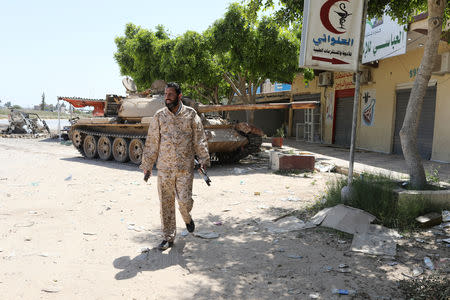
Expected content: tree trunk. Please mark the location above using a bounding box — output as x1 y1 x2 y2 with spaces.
399 0 446 189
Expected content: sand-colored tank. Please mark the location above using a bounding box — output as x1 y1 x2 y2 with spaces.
64 79 317 164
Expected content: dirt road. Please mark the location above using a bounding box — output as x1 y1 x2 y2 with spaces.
0 138 447 299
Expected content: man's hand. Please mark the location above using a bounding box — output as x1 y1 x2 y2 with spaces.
200 164 206 172
143 169 151 182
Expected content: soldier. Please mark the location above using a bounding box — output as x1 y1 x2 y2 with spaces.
140 82 210 251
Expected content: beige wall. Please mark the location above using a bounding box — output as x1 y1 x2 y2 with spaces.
292 42 450 162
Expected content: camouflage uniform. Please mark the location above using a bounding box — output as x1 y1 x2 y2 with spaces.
140 103 210 242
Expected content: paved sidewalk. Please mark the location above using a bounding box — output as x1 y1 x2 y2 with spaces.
264 138 450 183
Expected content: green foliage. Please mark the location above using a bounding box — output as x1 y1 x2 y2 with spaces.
399 272 450 300
426 165 441 186
114 4 299 106
275 127 285 137
245 0 449 27
320 173 447 230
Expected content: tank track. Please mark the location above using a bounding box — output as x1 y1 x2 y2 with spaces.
73 129 262 164
73 129 146 159
216 133 262 164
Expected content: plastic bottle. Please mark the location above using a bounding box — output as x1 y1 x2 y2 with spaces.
331 289 356 295
424 256 434 270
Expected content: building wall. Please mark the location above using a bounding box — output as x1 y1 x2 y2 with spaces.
292 42 450 162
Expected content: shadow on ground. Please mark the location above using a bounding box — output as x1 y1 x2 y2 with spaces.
112 207 413 299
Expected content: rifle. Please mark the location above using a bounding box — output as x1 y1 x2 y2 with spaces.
194 156 211 186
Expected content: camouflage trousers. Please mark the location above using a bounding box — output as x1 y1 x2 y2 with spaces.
157 169 194 242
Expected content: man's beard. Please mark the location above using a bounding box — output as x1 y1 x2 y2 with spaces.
165 97 179 110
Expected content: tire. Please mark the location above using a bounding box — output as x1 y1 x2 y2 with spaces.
97 136 113 160
83 135 98 159
128 138 144 165
112 137 129 163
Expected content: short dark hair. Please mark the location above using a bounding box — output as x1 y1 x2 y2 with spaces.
166 82 182 96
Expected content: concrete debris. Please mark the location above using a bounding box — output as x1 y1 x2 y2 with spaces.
194 232 219 239
351 225 399 256
416 212 443 227
314 161 336 173
317 204 376 235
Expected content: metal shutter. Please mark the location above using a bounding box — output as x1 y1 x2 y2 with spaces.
293 94 321 138
392 87 436 159
334 96 354 147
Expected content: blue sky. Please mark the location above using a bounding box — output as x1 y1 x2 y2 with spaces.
0 0 235 108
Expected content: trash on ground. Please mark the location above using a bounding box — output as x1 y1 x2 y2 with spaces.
240 180 246 185
31 182 39 186
82 232 96 236
424 256 434 270
28 211 38 215
387 261 398 266
442 238 450 243
331 289 356 295
316 204 376 234
338 263 349 268
41 286 61 293
412 267 424 277
64 175 72 181
14 221 35 227
140 247 152 253
262 216 315 234
315 162 336 172
213 221 223 226
194 232 219 239
254 192 260 196
416 212 443 227
351 224 399 256
181 230 189 237
415 238 426 243
279 196 301 202
233 168 246 175
287 255 303 259
443 210 450 222
309 292 320 299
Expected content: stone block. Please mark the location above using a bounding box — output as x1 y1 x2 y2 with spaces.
269 151 315 171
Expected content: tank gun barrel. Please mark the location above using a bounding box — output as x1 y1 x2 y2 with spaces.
197 101 319 113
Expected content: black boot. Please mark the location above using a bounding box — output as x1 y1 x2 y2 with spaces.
157 240 173 251
186 219 195 233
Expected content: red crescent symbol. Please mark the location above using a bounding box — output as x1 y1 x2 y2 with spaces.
320 0 348 34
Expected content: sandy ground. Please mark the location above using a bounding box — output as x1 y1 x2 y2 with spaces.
0 137 449 300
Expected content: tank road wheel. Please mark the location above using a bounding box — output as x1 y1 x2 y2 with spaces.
97 136 113 160
112 137 129 163
129 138 144 165
72 130 83 148
83 135 98 159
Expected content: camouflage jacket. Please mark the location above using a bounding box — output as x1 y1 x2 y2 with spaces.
140 104 210 172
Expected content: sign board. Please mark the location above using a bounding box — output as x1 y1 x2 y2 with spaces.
299 0 365 72
362 15 407 63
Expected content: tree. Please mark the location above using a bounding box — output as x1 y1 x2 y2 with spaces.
114 8 300 110
5 101 11 108
209 3 300 123
40 92 46 111
114 23 169 90
246 0 449 189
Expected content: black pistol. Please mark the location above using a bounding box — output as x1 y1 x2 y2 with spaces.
144 171 150 182
194 157 211 186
